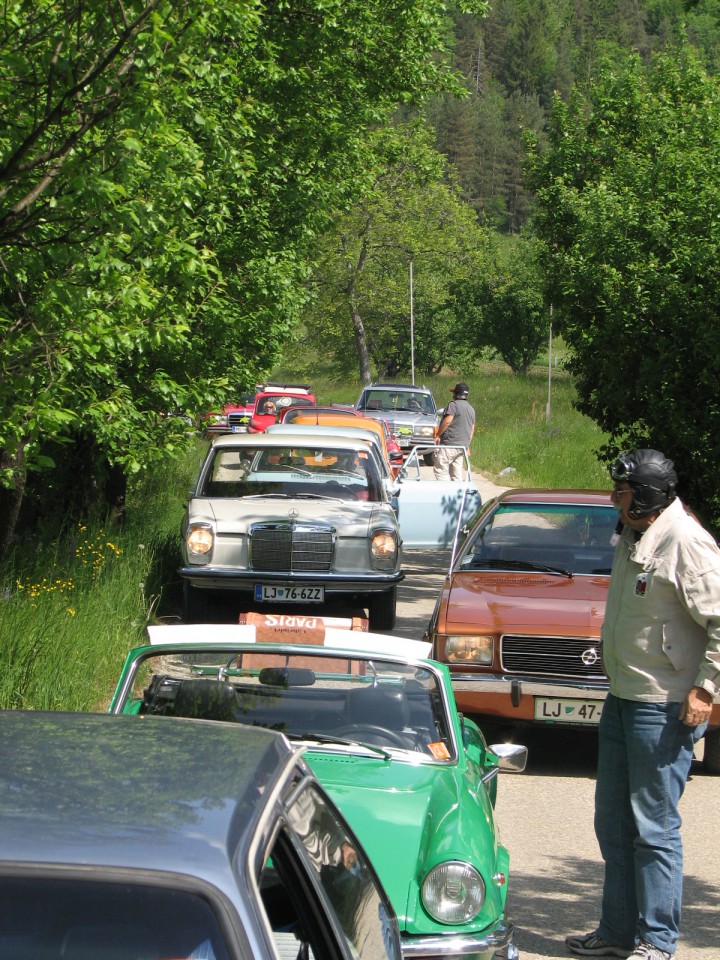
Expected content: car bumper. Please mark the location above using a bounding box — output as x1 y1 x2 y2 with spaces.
449 674 607 724
178 568 404 594
401 920 517 960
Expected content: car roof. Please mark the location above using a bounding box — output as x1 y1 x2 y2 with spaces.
488 488 613 506
267 423 384 445
361 383 433 393
211 432 374 453
0 711 295 886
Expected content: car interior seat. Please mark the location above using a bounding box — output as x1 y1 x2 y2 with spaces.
173 679 238 722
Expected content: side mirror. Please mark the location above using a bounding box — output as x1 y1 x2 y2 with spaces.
488 743 528 774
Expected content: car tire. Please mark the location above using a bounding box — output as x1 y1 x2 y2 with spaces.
703 727 720 775
183 581 212 624
423 451 436 467
367 588 396 631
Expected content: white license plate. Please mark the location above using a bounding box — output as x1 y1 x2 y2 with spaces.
232 425 248 433
254 584 325 603
534 697 603 725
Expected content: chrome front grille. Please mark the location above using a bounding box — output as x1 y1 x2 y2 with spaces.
227 412 250 428
501 635 607 681
250 522 334 572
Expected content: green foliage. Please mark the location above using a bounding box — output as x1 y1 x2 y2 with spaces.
526 51 720 532
449 235 550 373
430 0 720 233
1 0 489 550
301 123 489 381
0 437 203 710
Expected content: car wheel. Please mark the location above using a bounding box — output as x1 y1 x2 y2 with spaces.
423 451 436 467
367 588 396 631
703 727 720 775
183 581 212 624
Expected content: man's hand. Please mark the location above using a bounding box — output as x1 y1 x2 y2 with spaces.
679 686 713 726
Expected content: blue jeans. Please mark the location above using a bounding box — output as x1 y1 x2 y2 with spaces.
595 694 706 954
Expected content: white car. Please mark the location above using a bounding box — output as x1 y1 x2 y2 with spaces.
180 434 403 629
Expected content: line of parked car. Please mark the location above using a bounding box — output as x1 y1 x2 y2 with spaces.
193 380 720 772
3 381 717 958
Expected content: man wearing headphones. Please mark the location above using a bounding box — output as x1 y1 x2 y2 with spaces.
567 450 720 960
433 382 475 480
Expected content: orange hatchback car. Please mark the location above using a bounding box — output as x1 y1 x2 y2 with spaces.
428 489 618 730
427 487 720 772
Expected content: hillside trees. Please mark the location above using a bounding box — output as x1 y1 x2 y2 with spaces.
430 0 720 233
0 0 488 555
526 52 720 530
300 124 488 382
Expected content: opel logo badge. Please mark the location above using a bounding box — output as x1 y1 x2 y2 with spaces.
581 647 600 666
288 508 299 519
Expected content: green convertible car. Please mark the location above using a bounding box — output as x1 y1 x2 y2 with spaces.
109 618 527 960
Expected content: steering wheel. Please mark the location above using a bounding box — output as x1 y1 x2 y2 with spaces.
333 723 410 748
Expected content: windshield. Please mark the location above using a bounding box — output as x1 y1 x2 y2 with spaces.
359 390 436 416
459 502 618 576
200 446 382 502
128 648 454 761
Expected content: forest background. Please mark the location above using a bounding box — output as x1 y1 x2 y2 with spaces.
4 0 720 560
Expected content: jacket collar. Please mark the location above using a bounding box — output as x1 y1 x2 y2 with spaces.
625 496 683 563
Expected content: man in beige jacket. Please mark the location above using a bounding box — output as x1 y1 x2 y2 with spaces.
567 449 720 960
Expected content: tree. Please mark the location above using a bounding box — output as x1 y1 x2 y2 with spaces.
450 235 549 373
0 0 489 555
301 125 488 381
526 51 720 530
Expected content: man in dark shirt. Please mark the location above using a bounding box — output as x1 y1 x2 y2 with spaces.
433 382 475 480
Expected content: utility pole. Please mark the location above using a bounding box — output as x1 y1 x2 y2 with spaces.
410 260 415 385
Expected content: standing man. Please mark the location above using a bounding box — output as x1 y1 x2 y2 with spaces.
433 382 475 481
566 449 720 960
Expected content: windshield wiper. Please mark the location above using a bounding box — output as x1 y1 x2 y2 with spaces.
287 732 391 759
466 557 574 578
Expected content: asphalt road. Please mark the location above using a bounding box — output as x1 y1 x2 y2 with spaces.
393 472 720 960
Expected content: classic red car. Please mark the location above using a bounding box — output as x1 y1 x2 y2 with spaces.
247 382 316 433
204 390 259 435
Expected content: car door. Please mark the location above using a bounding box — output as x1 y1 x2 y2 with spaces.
393 445 482 549
269 777 403 960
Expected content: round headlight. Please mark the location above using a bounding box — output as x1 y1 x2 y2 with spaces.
371 530 398 562
421 861 485 924
187 524 214 556
444 635 494 664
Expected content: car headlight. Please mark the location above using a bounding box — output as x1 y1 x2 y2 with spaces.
422 861 485 924
187 523 214 558
418 425 435 438
370 530 398 566
445 635 494 664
